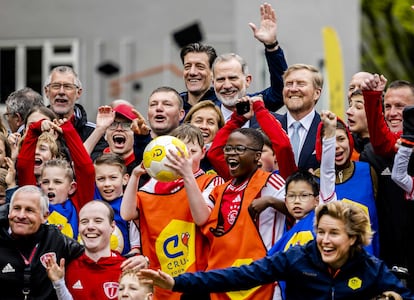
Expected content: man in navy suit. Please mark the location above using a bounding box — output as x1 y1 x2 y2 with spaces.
275 64 323 171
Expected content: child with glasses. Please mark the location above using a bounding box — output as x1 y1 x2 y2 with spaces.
84 103 149 176
267 170 319 299
148 127 286 300
208 95 297 181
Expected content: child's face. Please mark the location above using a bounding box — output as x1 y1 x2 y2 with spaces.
346 94 368 136
35 142 54 176
95 164 128 201
106 116 134 158
40 166 76 205
185 140 205 172
285 180 318 220
224 132 261 181
335 128 351 167
0 139 6 168
118 274 152 300
258 144 277 172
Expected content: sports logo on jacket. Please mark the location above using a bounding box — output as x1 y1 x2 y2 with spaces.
348 277 362 290
104 282 119 299
40 252 57 268
156 220 196 276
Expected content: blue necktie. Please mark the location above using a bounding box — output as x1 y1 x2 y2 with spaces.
291 121 301 164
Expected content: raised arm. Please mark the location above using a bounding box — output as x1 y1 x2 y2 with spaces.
249 2 287 111
60 119 95 211
120 164 144 221
361 74 399 157
252 97 297 179
16 119 46 185
318 110 337 203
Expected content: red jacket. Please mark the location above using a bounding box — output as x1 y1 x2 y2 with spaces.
66 251 125 299
363 90 401 158
207 101 297 180
16 119 95 212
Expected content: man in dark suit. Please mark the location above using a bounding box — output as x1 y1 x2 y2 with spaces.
275 64 323 171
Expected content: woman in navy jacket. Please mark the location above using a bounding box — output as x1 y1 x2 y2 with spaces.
141 201 414 300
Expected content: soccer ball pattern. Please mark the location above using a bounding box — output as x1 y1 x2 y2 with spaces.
143 135 188 182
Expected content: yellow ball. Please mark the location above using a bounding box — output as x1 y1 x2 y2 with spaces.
143 135 188 182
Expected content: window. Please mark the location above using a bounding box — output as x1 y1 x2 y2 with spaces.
0 39 79 103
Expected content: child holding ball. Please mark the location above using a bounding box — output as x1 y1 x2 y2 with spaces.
121 123 223 300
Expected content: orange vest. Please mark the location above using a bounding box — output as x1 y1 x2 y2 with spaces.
203 169 275 300
137 174 216 300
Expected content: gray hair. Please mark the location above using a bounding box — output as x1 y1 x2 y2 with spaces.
5 87 44 120
9 185 49 216
44 66 82 89
212 53 249 77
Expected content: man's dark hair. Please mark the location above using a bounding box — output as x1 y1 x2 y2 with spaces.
180 43 217 68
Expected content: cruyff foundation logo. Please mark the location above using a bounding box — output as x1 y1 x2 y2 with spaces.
347 277 362 290
156 220 196 277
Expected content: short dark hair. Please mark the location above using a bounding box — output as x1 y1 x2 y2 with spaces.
180 43 217 68
232 128 264 150
388 80 414 96
149 86 184 109
285 170 319 196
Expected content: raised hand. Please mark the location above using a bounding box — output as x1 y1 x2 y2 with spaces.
360 73 387 92
7 132 20 161
320 110 337 139
248 2 278 46
139 269 175 290
45 257 65 283
96 105 115 129
131 109 150 135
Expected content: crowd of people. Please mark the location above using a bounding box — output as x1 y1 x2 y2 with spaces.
0 2 414 300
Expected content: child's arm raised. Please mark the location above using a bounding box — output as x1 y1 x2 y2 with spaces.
120 164 144 221
59 119 95 211
165 147 211 226
319 110 337 203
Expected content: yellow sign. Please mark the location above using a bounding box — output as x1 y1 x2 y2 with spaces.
322 27 345 119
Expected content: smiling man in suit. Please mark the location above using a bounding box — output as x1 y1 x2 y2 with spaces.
276 64 323 171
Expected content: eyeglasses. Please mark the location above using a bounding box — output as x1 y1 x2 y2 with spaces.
285 193 315 203
2 112 14 121
223 145 261 154
108 121 132 130
48 83 79 91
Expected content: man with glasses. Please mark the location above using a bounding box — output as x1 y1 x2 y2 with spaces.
4 87 44 134
44 65 107 160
